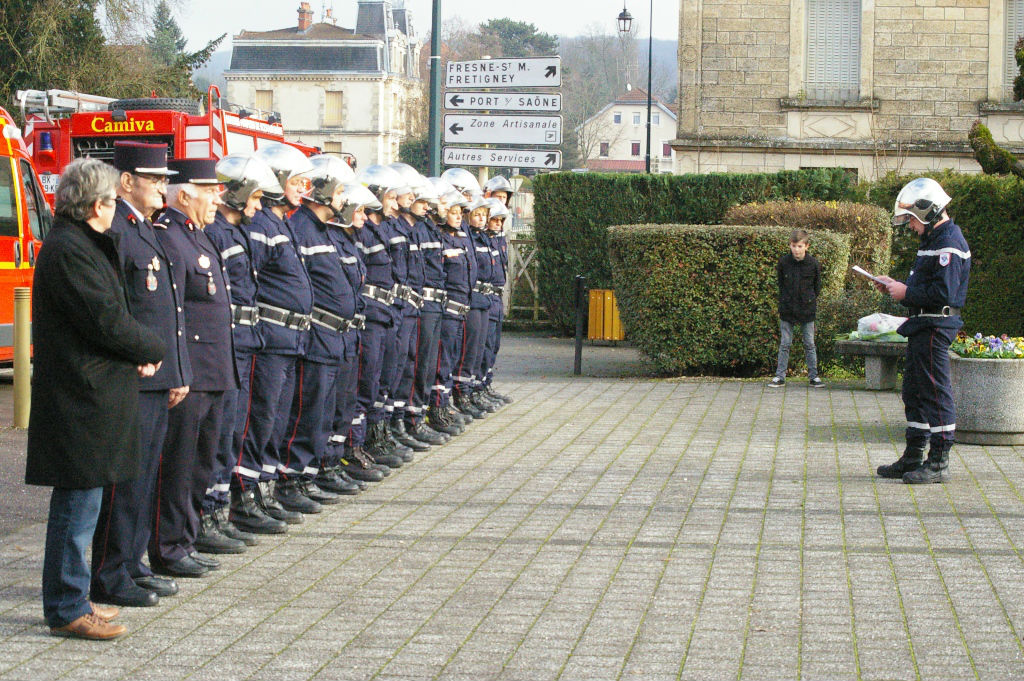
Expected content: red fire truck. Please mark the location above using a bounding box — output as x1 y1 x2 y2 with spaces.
16 86 335 206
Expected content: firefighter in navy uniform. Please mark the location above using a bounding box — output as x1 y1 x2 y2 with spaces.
276 155 362 504
455 198 494 419
91 142 189 607
874 178 970 484
241 143 315 522
204 154 286 538
479 197 513 406
149 159 239 576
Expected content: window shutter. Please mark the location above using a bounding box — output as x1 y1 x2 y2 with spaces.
254 90 273 113
806 0 861 101
325 91 343 126
1007 0 1024 99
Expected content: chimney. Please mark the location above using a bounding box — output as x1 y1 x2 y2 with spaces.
297 2 313 32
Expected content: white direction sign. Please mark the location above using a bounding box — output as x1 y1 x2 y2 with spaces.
445 91 561 112
443 147 562 169
446 57 561 89
444 114 562 145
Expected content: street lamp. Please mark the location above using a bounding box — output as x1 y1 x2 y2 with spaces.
617 0 653 173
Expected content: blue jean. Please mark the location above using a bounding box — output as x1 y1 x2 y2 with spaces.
43 486 103 628
775 320 817 380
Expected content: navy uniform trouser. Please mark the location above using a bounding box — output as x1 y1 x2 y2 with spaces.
355 320 389 446
91 390 169 593
330 339 361 455
208 350 254 511
435 315 465 408
456 308 488 397
150 390 226 566
411 310 443 422
391 312 419 421
235 352 296 491
378 308 405 423
481 300 503 388
903 326 958 450
278 357 341 480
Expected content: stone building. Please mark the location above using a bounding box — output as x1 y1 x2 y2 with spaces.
673 0 1024 180
225 1 423 168
578 88 678 173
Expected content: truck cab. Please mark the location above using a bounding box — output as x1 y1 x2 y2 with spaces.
0 105 50 361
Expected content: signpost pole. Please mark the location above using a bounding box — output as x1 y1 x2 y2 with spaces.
428 0 442 175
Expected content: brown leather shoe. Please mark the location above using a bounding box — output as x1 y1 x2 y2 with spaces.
50 612 126 640
90 602 119 622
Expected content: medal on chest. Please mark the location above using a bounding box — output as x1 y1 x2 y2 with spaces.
207 272 217 296
151 256 160 272
198 254 211 270
146 264 158 292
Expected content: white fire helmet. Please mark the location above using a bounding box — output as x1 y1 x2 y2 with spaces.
216 154 282 212
892 177 951 227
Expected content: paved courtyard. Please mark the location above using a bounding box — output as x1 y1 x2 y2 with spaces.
1 334 1023 680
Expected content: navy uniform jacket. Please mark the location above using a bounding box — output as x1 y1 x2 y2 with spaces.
440 228 472 310
108 199 191 391
249 207 314 355
326 227 366 361
469 227 494 310
386 215 416 318
290 205 358 364
154 208 237 392
898 218 971 336
418 218 446 314
357 215 396 326
205 212 262 353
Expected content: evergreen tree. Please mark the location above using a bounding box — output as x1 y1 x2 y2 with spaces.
146 0 187 66
480 19 558 58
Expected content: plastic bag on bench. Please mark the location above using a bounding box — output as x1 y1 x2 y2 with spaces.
848 313 908 342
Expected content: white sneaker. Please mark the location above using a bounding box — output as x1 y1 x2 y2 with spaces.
767 377 785 388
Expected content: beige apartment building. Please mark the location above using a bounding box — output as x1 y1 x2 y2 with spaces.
578 88 678 173
674 0 1024 180
225 0 423 168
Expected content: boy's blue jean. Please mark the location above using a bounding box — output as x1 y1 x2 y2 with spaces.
43 486 102 628
775 320 818 380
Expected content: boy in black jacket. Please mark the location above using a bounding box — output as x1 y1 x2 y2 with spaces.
768 229 823 388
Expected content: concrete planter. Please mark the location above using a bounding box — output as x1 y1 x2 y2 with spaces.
951 354 1024 445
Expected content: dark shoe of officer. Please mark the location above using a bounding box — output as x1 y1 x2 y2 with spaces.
133 575 178 597
189 551 220 570
298 478 341 505
90 580 159 608
274 477 323 514
390 417 430 452
229 487 288 535
427 406 462 436
215 505 258 546
152 554 208 578
471 391 499 413
902 445 951 484
381 420 414 461
339 447 386 482
455 393 485 419
876 445 927 479
485 385 513 405
258 480 304 524
195 511 247 554
315 466 361 495
409 419 448 445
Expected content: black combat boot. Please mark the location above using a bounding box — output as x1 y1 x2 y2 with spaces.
257 480 304 524
455 393 485 419
382 419 414 461
229 487 288 535
273 477 323 514
366 422 405 469
471 390 499 413
339 447 386 482
902 444 951 484
297 478 341 505
391 417 430 452
485 385 512 405
215 505 258 546
195 511 247 554
876 445 927 479
315 466 361 495
409 419 448 445
427 405 461 435
448 406 471 427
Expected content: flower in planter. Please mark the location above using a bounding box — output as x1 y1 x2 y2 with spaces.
951 333 1024 359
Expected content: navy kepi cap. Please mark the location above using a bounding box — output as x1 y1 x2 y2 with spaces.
112 141 176 176
167 158 220 185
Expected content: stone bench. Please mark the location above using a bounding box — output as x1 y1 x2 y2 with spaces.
833 340 905 390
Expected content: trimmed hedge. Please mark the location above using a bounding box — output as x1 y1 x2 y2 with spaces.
861 170 1024 336
608 224 849 376
533 169 856 333
723 200 892 288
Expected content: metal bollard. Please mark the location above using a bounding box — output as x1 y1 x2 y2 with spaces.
573 275 586 376
13 287 31 428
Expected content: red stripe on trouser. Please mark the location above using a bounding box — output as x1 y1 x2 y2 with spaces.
281 361 305 476
233 355 258 489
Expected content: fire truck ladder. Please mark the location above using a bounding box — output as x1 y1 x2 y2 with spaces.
15 89 116 123
206 86 229 158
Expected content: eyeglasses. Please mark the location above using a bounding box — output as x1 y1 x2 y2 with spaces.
135 173 169 188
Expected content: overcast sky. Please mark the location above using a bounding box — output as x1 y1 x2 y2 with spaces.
179 0 680 50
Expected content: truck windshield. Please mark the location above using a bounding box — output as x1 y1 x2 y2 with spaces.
0 161 18 237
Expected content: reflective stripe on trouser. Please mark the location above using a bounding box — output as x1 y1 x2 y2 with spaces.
236 352 297 489
278 358 341 480
903 326 957 449
480 301 503 388
413 310 443 420
355 320 389 446
435 316 465 408
391 313 419 419
329 340 360 457
150 390 227 566
91 389 169 593
455 308 488 397
207 350 254 509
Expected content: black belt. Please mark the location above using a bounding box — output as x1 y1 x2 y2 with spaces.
397 285 424 309
311 307 364 332
422 287 446 304
908 306 961 318
444 299 470 317
231 304 259 326
361 283 396 306
490 285 503 297
473 282 496 295
257 303 311 330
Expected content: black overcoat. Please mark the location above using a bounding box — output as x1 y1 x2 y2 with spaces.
25 216 165 488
